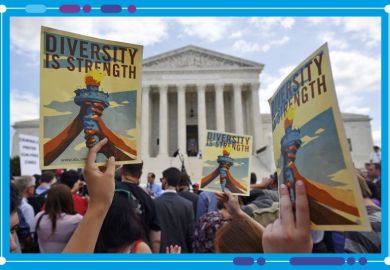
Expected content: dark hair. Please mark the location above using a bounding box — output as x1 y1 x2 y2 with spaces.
250 173 257 185
10 183 21 213
179 173 191 187
40 172 55 184
215 219 263 253
43 184 76 233
373 145 380 151
95 192 144 252
60 170 80 189
122 162 143 179
162 167 181 187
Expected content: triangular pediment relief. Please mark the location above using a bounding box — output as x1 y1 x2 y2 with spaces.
143 45 263 70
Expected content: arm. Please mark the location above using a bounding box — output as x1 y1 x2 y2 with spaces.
215 192 264 233
63 138 115 253
250 177 274 190
149 230 161 254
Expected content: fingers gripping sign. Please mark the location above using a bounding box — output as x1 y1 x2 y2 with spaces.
262 180 313 253
84 138 116 211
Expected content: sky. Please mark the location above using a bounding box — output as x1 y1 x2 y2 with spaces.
10 17 381 146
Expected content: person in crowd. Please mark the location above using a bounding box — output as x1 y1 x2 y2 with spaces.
193 201 230 253
35 184 82 253
196 190 218 221
177 173 198 217
35 172 55 195
95 191 151 253
192 183 201 195
155 167 194 253
241 175 279 217
29 172 56 215
14 176 36 234
117 162 161 253
60 170 88 215
344 173 381 253
145 172 162 198
369 145 381 165
10 183 21 253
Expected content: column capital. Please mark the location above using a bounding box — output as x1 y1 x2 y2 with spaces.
160 85 169 91
176 84 187 91
215 83 224 91
142 85 151 92
232 83 243 91
251 82 260 90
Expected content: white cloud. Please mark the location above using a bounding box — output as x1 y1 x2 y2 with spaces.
250 17 295 30
317 31 348 50
343 106 370 115
330 50 380 95
233 36 289 53
307 17 380 47
176 18 232 42
259 65 296 113
11 17 169 56
229 31 243 39
10 89 39 124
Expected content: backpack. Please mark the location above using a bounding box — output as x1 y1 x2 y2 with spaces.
250 202 280 227
28 190 49 215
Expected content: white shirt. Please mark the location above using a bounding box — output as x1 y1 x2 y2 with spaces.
370 151 381 163
19 198 35 233
35 212 82 253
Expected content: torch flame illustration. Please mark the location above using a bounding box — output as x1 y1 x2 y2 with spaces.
284 105 296 130
85 69 104 87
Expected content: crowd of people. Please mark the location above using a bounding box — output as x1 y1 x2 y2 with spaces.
10 140 382 254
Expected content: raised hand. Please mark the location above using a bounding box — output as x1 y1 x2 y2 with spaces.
262 180 312 253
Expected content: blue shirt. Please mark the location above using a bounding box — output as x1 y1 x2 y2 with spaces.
196 191 218 221
146 183 162 198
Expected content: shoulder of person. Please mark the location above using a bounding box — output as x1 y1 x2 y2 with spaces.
135 241 152 254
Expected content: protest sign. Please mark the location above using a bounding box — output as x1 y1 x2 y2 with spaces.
19 134 40 176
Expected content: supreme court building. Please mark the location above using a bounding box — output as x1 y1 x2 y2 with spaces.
12 45 375 183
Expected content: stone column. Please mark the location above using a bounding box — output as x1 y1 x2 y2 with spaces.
197 84 207 150
251 82 263 151
159 85 169 157
177 85 187 156
141 86 151 158
215 84 225 132
233 83 244 134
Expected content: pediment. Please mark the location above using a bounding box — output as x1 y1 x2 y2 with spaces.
143 45 264 70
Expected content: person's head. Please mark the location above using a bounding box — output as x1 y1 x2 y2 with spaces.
147 173 155 184
250 173 257 185
10 183 21 252
95 191 144 253
40 172 55 185
215 219 264 253
44 184 76 232
162 167 181 188
14 176 35 198
373 145 380 152
121 162 143 184
60 170 81 190
178 173 191 190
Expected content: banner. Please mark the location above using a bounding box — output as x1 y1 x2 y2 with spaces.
40 27 142 169
200 130 252 196
268 43 369 231
19 134 40 176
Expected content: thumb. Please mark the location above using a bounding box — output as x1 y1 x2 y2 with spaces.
105 156 116 176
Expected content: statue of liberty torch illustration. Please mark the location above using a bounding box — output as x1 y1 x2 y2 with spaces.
44 70 137 166
280 105 302 204
200 148 247 194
